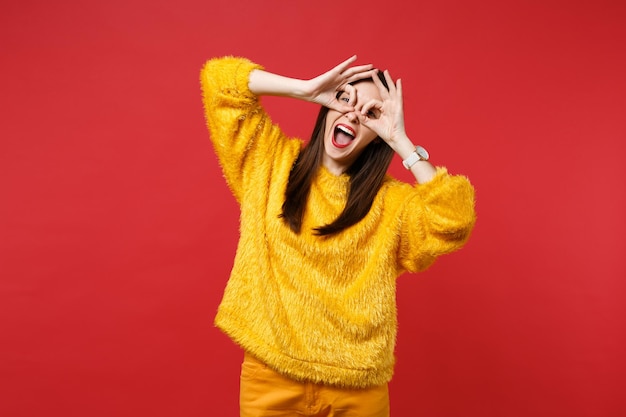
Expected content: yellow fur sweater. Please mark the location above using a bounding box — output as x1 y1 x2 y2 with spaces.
200 57 476 388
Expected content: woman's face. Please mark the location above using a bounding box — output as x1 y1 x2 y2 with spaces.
322 81 382 175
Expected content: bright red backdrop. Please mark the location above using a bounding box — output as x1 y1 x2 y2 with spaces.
1 0 624 416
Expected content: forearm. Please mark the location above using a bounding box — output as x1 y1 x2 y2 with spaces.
389 133 437 184
248 69 308 99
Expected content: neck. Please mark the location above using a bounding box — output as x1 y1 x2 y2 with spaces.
322 157 349 176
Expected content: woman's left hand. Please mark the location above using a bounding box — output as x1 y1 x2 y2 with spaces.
357 70 408 148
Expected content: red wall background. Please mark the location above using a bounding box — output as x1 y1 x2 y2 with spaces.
1 0 625 416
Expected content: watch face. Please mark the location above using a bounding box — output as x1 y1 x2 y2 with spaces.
415 145 429 161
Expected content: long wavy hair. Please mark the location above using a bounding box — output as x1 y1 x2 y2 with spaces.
280 72 395 236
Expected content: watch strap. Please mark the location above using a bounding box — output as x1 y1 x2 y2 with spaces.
402 151 421 169
402 145 429 169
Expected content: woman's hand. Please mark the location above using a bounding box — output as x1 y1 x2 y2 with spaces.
357 70 408 148
299 55 376 112
358 71 437 183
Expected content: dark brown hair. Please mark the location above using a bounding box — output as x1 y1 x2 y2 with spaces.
280 72 395 236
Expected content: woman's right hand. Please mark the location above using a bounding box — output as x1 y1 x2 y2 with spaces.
299 56 376 112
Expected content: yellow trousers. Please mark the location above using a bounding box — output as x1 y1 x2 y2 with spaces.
240 353 390 417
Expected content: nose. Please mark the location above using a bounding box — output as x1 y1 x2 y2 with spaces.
345 111 359 123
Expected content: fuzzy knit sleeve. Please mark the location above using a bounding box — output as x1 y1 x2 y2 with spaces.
397 167 476 273
200 57 294 202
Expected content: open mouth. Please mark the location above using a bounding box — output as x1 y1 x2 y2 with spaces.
332 124 356 148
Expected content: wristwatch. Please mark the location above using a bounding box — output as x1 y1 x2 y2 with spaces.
402 145 429 169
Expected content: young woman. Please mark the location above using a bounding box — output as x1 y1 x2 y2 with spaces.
200 55 476 416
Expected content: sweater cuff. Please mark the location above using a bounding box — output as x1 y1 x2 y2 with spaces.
201 56 264 102
232 57 264 99
414 167 449 193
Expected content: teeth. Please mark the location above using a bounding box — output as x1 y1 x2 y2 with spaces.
337 125 355 137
